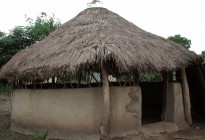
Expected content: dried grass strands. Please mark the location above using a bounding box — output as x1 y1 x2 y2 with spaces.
0 8 197 81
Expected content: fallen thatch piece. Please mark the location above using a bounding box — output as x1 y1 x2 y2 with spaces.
0 7 197 82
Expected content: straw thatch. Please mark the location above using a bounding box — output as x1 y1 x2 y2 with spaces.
0 8 197 81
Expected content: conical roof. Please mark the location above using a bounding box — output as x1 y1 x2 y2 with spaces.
0 8 197 81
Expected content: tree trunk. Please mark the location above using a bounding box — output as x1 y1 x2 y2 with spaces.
181 68 192 125
100 62 110 140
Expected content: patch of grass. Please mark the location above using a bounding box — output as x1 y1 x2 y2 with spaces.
9 131 18 140
3 117 11 127
0 85 12 95
32 130 48 140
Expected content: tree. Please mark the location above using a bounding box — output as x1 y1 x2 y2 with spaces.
0 31 5 38
0 27 31 67
167 35 192 82
0 12 61 68
168 34 191 49
201 51 205 61
25 12 61 43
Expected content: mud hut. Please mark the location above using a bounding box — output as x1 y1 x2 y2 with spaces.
0 8 197 140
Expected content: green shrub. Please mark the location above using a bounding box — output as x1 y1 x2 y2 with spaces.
0 85 12 95
32 130 48 140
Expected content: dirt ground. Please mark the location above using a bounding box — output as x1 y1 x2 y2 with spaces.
1 95 205 140
0 95 35 140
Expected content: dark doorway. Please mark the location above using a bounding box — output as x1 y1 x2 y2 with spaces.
186 64 205 121
140 82 163 125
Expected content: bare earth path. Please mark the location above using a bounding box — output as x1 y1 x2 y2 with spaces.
1 95 205 140
0 95 36 140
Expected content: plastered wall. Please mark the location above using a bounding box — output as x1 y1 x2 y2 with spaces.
164 83 186 124
11 86 141 140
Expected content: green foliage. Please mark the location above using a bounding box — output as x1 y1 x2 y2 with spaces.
25 12 61 42
2 118 11 127
168 34 191 49
117 75 133 82
0 85 12 95
139 72 163 82
116 72 163 82
0 12 61 67
0 31 6 38
0 27 31 66
32 130 48 140
201 51 205 61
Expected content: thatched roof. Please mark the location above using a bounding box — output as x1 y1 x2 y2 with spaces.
0 8 197 81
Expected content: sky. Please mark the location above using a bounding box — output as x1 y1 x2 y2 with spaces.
0 0 204 54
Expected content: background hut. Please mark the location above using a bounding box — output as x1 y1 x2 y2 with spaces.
0 8 197 140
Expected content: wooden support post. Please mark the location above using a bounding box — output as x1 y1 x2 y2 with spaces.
89 71 100 84
162 72 168 120
134 72 139 86
77 72 82 88
181 68 192 125
52 77 55 89
100 62 110 140
33 81 36 89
